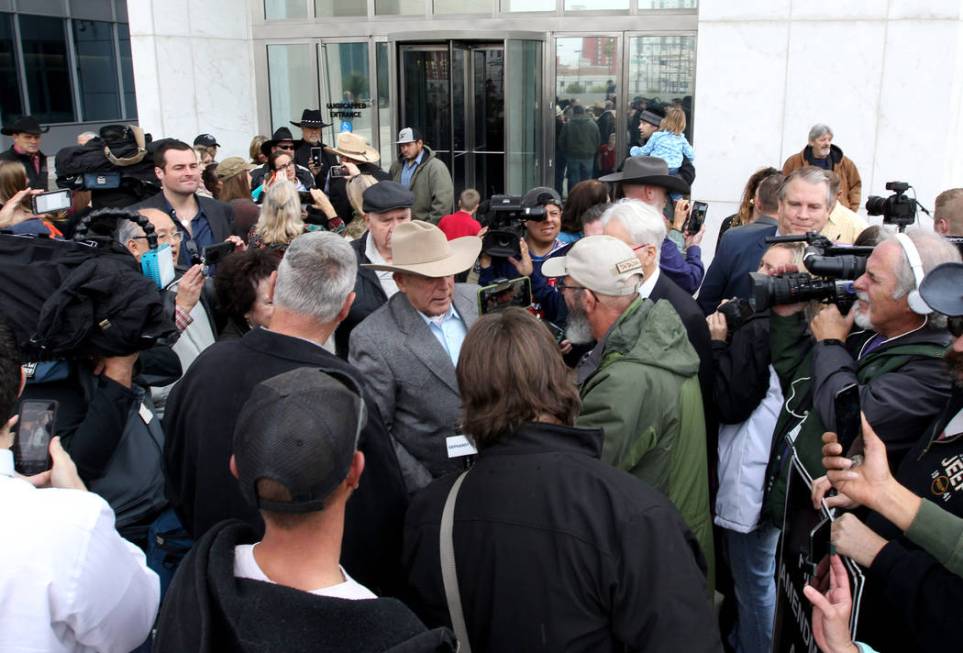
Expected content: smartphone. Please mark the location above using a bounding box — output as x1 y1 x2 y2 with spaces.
807 516 833 582
478 277 532 315
32 189 71 214
834 383 862 453
687 200 708 235
310 147 322 167
13 400 57 476
329 165 347 178
201 240 237 267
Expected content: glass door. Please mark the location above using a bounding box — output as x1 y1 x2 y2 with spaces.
505 39 542 195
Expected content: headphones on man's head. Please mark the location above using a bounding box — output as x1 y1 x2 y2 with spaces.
894 232 932 315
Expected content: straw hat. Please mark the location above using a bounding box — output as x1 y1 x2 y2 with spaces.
325 132 380 164
361 221 481 278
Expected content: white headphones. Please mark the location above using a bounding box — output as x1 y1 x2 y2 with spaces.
894 232 932 315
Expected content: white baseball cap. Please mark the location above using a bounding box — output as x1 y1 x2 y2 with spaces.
396 127 423 144
542 236 643 296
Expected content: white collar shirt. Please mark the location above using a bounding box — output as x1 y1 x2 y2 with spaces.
418 304 467 367
365 234 400 298
637 266 660 300
0 449 160 653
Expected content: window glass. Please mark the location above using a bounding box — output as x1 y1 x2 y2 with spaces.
434 0 488 14
376 42 393 167
117 23 137 118
501 0 554 10
19 14 75 123
315 0 366 16
375 0 422 15
563 0 627 10
638 0 696 8
265 0 308 20
626 34 696 147
323 42 373 145
0 13 23 124
505 40 541 195
72 19 121 121
267 44 318 134
554 36 617 194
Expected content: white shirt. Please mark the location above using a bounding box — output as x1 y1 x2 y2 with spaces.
0 449 159 653
418 304 468 366
233 544 377 600
637 266 661 300
365 235 400 298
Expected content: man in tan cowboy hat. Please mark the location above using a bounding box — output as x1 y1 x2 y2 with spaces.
325 131 391 223
348 221 481 493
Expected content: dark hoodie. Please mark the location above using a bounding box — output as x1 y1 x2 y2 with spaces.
154 520 456 653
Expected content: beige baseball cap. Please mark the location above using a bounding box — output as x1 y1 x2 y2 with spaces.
542 235 644 296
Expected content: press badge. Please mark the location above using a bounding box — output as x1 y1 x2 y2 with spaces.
139 403 154 424
446 435 478 458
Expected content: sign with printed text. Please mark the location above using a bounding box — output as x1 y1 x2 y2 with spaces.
771 456 864 653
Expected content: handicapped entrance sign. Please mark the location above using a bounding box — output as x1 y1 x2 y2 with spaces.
340 120 353 133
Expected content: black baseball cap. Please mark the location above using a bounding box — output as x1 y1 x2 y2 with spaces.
233 367 366 514
363 180 415 213
194 133 220 148
521 186 562 209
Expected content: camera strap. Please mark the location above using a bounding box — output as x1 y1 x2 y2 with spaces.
440 470 472 652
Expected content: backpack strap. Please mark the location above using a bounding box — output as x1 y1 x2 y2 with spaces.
104 125 148 167
440 470 472 653
856 342 946 382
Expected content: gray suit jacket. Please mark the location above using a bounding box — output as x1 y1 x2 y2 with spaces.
349 284 479 492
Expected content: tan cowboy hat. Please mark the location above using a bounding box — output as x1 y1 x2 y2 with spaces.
325 132 380 164
362 221 481 278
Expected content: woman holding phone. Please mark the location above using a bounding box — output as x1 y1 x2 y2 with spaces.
0 161 61 237
251 151 307 202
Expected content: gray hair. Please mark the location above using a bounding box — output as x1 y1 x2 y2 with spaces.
599 199 666 253
116 218 144 244
808 123 833 142
888 228 962 301
780 166 833 207
273 231 357 322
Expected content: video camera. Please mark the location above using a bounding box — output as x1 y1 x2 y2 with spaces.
865 181 917 231
479 194 547 258
748 232 874 313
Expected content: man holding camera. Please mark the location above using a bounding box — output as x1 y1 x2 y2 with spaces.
349 221 481 494
0 321 160 652
760 228 961 531
478 186 570 326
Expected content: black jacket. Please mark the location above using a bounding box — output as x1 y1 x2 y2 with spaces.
855 388 963 653
163 327 408 595
130 191 236 244
250 162 316 191
293 139 339 188
154 520 456 653
403 422 723 653
711 312 772 425
697 215 778 315
334 233 389 358
328 162 390 224
0 145 47 189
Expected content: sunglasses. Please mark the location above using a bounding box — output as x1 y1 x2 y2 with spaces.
276 144 294 151
949 316 963 338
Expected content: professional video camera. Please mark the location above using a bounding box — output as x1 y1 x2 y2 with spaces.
479 194 547 258
55 125 163 209
748 232 873 313
865 181 918 231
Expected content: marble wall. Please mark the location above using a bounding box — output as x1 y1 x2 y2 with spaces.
693 0 963 260
126 0 259 161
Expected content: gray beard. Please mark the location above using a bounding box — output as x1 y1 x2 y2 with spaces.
565 305 595 344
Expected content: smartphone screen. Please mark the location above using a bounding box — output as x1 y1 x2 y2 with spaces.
32 189 71 214
687 200 708 235
834 383 862 452
13 400 56 475
478 277 533 315
310 147 322 166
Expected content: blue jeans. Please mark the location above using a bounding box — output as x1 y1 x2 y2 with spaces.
566 157 594 191
725 525 780 653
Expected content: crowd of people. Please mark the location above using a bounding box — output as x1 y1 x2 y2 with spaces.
1 104 962 653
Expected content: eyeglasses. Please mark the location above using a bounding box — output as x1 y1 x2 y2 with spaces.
276 144 294 151
134 232 183 244
949 316 963 338
555 279 588 292
276 162 294 170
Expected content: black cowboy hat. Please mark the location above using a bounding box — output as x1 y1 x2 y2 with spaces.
290 109 332 129
1 116 49 136
599 156 690 195
261 127 296 157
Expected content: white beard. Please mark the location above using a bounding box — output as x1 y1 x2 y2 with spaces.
565 304 595 344
854 293 873 330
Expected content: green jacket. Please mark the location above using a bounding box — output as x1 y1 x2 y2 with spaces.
576 298 714 589
389 146 453 224
907 498 963 578
559 115 600 159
